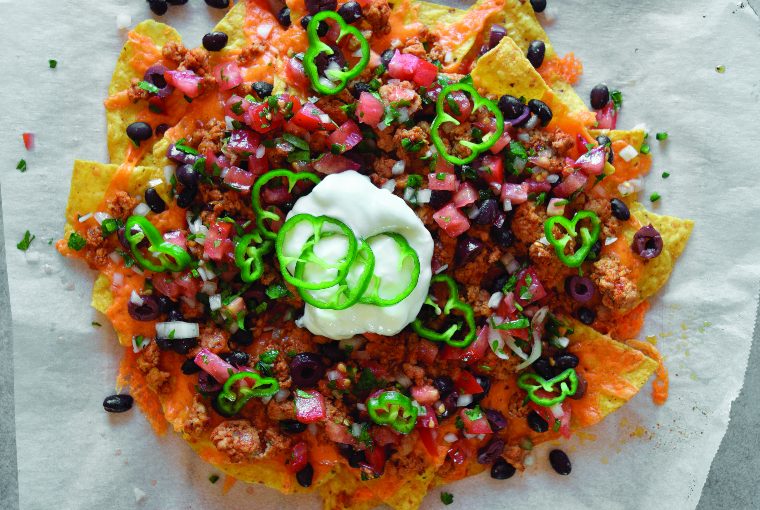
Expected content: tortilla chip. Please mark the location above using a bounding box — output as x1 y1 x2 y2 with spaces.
320 468 381 510
472 36 551 100
106 21 181 165
590 128 646 149
566 322 659 427
551 78 589 114
91 274 114 314
412 1 467 27
210 1 248 60
63 160 119 235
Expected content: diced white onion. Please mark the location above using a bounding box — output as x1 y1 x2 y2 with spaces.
274 389 291 403
109 251 121 263
505 335 529 360
554 336 570 348
516 306 548 370
550 403 564 419
416 189 432 204
381 179 396 192
209 294 222 311
444 433 459 443
517 132 531 142
396 374 413 388
132 266 144 275
376 121 388 131
524 115 539 129
390 38 401 48
133 203 150 216
319 113 331 124
164 165 175 183
605 236 618 246
319 77 335 89
488 292 503 309
502 198 513 212
155 321 199 339
467 205 480 220
308 96 319 103
339 336 365 352
255 144 266 158
327 370 341 381
116 13 132 30
132 335 150 354
397 107 410 123
391 160 405 175
148 178 163 188
129 290 144 306
403 187 416 202
257 23 273 39
537 236 550 245
356 403 367 412
619 144 639 162
546 198 566 217
351 423 363 437
94 212 112 225
546 173 560 184
631 122 649 132
219 167 229 179
444 51 453 64
524 454 535 467
196 267 209 282
489 328 510 360
78 213 93 223
200 281 217 295
617 178 642 196
352 48 364 58
456 394 473 407
112 272 124 286
261 395 273 405
435 264 448 275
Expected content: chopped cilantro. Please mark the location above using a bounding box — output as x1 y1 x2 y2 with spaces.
115 249 135 268
463 406 482 421
436 172 447 181
455 416 464 430
502 273 518 293
661 171 670 179
534 191 547 206
639 143 650 155
16 159 27 172
17 231 35 251
260 349 279 364
254 302 268 314
330 143 346 154
609 89 623 110
208 474 220 484
406 174 423 188
174 138 199 156
48 59 57 69
282 132 310 151
67 232 86 251
287 150 310 163
265 282 291 299
137 80 159 94
101 218 120 237
401 138 424 152
92 321 102 327
230 101 244 115
440 492 454 506
650 192 661 202
296 389 313 399
352 368 382 397
656 132 669 141
168 329 176 340
446 95 461 116
508 140 528 160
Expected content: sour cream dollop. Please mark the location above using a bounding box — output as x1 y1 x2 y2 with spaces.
286 171 433 339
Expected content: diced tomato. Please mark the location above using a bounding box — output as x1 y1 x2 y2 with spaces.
162 230 187 250
443 90 473 122
246 103 282 134
312 153 360 174
447 444 466 465
412 59 439 87
260 185 291 205
286 441 309 473
411 385 440 406
22 132 34 150
434 154 456 175
204 221 234 261
440 325 489 364
364 444 387 475
152 273 181 300
459 407 492 434
525 179 552 193
452 181 478 208
371 424 400 446
497 292 517 317
294 390 326 423
428 172 459 191
224 94 247 120
412 340 439 365
553 171 588 198
433 203 470 237
223 166 255 191
164 70 202 98
454 370 483 395
213 62 243 91
490 128 511 154
291 103 336 131
595 102 618 129
248 153 269 177
285 56 310 89
223 296 246 317
575 146 606 175
558 403 572 438
415 405 439 429
477 154 505 190
501 182 528 205
276 93 302 119
328 120 362 152
417 427 439 458
356 92 385 125
175 272 202 298
325 421 357 446
227 129 260 154
514 267 547 306
387 50 438 87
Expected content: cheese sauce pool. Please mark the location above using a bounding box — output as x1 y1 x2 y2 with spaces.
284 171 433 339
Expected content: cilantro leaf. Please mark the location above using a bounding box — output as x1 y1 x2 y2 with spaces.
16 159 27 172
16 230 35 251
67 232 86 251
440 492 454 506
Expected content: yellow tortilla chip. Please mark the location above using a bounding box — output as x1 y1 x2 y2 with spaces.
472 36 551 100
210 1 248 61
499 0 555 59
106 20 181 166
412 1 467 27
551 78 588 114
91 274 114 314
590 128 647 149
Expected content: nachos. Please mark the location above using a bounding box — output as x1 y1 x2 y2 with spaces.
58 0 693 508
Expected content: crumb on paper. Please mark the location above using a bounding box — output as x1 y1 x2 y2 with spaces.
133 487 146 503
117 13 132 30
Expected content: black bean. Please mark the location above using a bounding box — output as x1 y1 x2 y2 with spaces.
252 81 274 99
380 49 395 68
144 187 166 213
305 0 337 15
276 7 292 27
154 337 173 351
490 225 515 248
103 394 134 413
528 99 552 126
530 0 547 12
317 341 348 363
527 410 549 433
610 198 631 221
586 239 602 262
167 0 188 4
301 15 329 36
175 163 199 188
221 350 250 367
280 419 308 434
156 295 176 313
477 437 505 464
554 353 579 370
230 328 254 347
549 449 571 475
590 83 610 110
127 295 161 321
437 391 459 419
167 308 185 322
454 235 484 267
429 190 452 210
577 307 596 325
527 40 546 68
596 134 614 163
338 1 363 23
155 123 170 138
126 122 152 145
296 463 314 487
205 0 230 8
181 358 201 375
350 81 372 99
532 357 555 380
432 376 455 397
202 31 229 52
171 337 198 355
290 352 326 388
473 199 498 225
490 458 516 480
483 408 508 431
176 185 198 208
497 94 528 123
147 0 168 16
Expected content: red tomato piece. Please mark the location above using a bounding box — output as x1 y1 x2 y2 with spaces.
356 92 385 125
428 173 459 191
287 441 309 473
295 389 326 423
514 267 547 306
246 103 282 134
454 370 483 394
417 427 439 458
291 103 335 131
459 407 493 434
433 203 470 237
477 154 504 185
203 221 234 261
213 62 243 91
223 166 255 191
328 120 363 152
22 132 34 150
285 56 310 90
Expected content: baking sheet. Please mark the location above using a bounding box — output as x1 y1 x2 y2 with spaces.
1 0 759 508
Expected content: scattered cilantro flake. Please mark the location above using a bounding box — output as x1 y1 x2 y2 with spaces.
406 174 423 188
92 321 102 327
49 59 57 69
168 329 176 340
655 132 669 141
260 350 279 364
440 492 454 506
101 218 120 237
661 171 670 179
282 132 310 151
287 149 310 163
609 89 623 110
67 232 86 251
296 389 313 399
649 192 661 202
174 138 199 155
455 416 464 430
502 273 518 293
137 80 159 94
16 159 27 172
639 143 651 155
208 474 220 484
265 282 291 299
17 230 35 251
716 65 726 74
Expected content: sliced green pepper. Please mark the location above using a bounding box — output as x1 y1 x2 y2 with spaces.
216 371 280 416
360 232 420 306
411 275 476 348
543 210 601 268
124 215 191 272
366 390 418 434
252 169 320 240
303 11 371 95
430 83 504 165
275 213 358 290
517 368 578 407
295 240 375 310
234 231 273 283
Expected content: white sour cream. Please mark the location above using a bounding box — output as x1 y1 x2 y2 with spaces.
286 171 433 339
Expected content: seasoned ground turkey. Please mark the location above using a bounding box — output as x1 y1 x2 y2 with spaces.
210 420 263 463
362 0 392 35
590 255 640 312
106 191 137 221
182 395 210 436
393 125 431 158
237 41 267 65
199 186 256 225
145 367 170 392
136 342 161 373
198 325 228 353
187 118 226 156
162 41 211 76
84 226 109 267
127 78 151 102
528 241 575 291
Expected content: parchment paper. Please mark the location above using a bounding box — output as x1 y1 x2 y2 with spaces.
2 1 759 509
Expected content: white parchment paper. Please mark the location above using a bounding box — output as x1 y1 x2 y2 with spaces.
2 1 760 509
